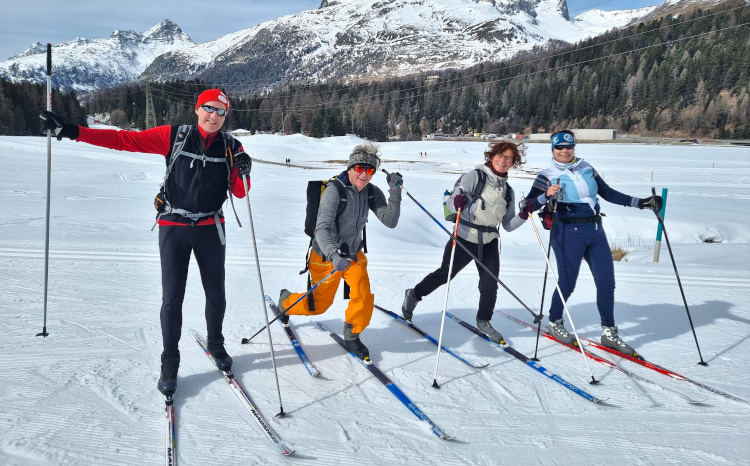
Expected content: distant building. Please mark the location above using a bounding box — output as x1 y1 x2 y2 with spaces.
530 129 617 141
230 129 252 137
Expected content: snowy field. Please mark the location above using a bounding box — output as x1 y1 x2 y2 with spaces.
1 133 749 465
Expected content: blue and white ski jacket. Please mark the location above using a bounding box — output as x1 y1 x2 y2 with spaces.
525 158 639 221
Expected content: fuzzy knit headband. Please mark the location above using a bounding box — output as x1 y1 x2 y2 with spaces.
347 144 381 170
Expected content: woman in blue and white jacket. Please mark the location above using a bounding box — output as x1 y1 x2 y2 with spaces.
523 130 662 357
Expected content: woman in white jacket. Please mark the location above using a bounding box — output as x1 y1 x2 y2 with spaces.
402 141 528 345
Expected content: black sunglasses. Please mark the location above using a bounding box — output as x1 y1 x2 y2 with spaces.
553 144 575 151
200 104 228 116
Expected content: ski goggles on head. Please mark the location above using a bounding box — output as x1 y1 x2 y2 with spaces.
353 165 376 175
200 104 228 116
553 144 575 151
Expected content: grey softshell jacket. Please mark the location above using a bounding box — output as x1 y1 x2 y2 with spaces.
313 171 401 261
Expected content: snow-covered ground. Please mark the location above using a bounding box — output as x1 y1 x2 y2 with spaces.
1 134 748 465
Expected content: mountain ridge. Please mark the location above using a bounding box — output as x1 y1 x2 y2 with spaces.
0 1 663 94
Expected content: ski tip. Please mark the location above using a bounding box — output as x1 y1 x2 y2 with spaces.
475 363 490 369
281 446 296 456
688 398 708 405
440 433 456 441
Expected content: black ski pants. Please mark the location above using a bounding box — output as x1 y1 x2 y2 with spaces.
159 224 226 358
414 237 500 321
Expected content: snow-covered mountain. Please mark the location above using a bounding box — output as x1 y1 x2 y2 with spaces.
0 1 661 93
0 20 194 93
147 0 655 93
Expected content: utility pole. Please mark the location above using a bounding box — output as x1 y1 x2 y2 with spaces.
144 72 156 129
281 110 285 135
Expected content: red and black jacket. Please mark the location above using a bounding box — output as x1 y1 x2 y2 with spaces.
77 124 246 226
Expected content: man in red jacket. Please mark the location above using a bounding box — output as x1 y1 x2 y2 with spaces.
40 89 252 397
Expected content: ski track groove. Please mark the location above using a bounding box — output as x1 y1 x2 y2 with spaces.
2 247 748 288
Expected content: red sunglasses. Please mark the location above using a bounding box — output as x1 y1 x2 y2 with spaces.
353 165 375 175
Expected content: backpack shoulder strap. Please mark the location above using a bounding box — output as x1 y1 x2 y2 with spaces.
223 134 243 228
366 183 375 207
329 177 348 217
467 168 487 210
473 168 487 198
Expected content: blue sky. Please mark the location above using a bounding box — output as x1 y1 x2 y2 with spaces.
0 0 661 61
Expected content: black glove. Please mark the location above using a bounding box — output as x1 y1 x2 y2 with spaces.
39 110 79 141
386 171 403 190
518 200 536 220
233 152 252 178
638 195 663 211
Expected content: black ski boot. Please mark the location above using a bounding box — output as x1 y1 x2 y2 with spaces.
207 337 233 372
277 289 292 325
157 353 180 396
344 323 370 362
402 288 421 321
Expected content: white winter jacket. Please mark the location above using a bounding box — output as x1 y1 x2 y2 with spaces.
446 164 525 244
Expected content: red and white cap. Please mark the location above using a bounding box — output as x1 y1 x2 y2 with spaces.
195 89 230 110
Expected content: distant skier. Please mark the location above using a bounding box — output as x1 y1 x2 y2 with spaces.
522 129 663 356
277 143 403 361
40 89 253 396
402 141 528 345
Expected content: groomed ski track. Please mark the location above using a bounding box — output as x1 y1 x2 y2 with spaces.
2 136 749 465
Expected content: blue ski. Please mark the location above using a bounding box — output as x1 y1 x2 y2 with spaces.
374 304 488 369
317 322 454 440
445 312 607 404
264 294 320 377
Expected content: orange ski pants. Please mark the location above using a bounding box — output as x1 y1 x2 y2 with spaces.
281 250 374 334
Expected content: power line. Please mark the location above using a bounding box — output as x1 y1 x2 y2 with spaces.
145 2 746 106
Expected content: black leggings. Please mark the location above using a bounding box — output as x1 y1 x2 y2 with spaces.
159 224 226 357
414 238 500 321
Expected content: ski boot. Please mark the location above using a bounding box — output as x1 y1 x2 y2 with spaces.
549 318 577 345
402 288 421 321
477 319 508 347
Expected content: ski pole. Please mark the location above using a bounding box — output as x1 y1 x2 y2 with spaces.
241 175 287 417
37 43 53 339
525 196 599 384
432 207 462 389
649 187 707 366
241 269 337 344
531 180 560 361
382 169 542 323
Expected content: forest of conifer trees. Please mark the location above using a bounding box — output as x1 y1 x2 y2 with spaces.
2 1 748 140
